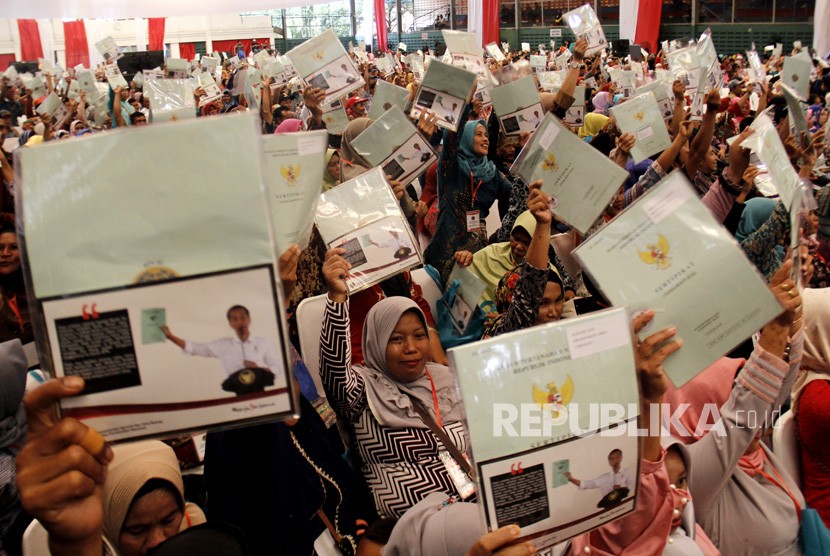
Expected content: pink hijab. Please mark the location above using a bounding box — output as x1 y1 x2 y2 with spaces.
592 91 612 115
275 118 303 134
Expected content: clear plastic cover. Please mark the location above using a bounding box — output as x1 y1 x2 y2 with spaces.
743 113 800 208
410 59 477 132
286 29 365 106
315 167 422 293
261 130 328 253
145 78 196 122
563 4 607 56
489 76 544 136
17 113 297 442
368 80 410 120
351 106 438 187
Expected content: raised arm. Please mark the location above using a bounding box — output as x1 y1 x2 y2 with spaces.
319 248 367 420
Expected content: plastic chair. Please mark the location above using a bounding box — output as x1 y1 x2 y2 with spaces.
295 293 329 398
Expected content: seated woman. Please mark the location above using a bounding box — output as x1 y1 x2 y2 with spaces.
319 249 470 519
15 379 207 556
482 182 566 338
792 287 830 527
0 224 33 344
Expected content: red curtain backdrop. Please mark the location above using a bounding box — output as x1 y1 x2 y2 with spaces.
482 0 499 47
0 54 16 71
634 0 663 53
374 0 388 52
17 19 43 61
178 42 196 60
63 20 89 68
148 17 165 51
210 38 271 56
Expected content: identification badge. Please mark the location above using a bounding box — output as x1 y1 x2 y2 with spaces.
466 210 481 232
439 450 476 500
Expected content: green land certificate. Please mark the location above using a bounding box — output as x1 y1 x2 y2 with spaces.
261 130 328 253
410 59 477 132
611 91 672 163
368 80 410 120
745 113 799 209
450 306 639 548
286 29 365 105
510 113 628 234
19 114 296 442
573 171 782 386
489 76 544 136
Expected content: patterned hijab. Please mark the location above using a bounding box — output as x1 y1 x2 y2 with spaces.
457 120 497 184
355 297 464 429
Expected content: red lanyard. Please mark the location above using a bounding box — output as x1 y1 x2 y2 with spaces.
469 171 483 205
752 451 802 520
424 369 443 428
7 295 23 334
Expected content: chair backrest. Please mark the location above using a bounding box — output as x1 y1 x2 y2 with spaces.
772 409 801 488
295 293 329 397
22 519 50 556
410 267 442 321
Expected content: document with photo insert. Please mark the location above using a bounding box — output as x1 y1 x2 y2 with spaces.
746 50 766 83
24 76 46 99
35 91 62 117
667 45 702 96
611 91 672 163
563 4 607 56
196 72 223 107
315 167 422 293
636 81 674 120
489 76 544 136
530 55 548 73
563 85 586 127
350 106 438 187
449 306 640 549
442 30 487 76
321 99 350 135
781 83 809 139
688 68 709 122
696 28 722 91
410 59 476 132
375 54 395 76
485 43 506 62
743 112 800 208
781 51 812 101
95 36 122 62
573 171 782 386
165 58 189 79
261 130 328 253
368 80 410 120
511 113 628 234
18 113 296 442
145 78 196 122
538 71 564 93
103 64 128 91
446 263 486 333
286 29 364 105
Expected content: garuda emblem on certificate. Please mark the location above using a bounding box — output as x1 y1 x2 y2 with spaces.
532 375 574 418
541 153 559 172
638 234 671 270
281 164 301 186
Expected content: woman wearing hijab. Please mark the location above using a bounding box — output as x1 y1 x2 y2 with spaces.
591 91 612 116
424 111 512 282
275 118 304 134
577 113 610 140
0 340 30 555
661 260 806 555
792 288 830 527
482 185 566 338
15 380 210 556
319 248 469 519
322 149 340 192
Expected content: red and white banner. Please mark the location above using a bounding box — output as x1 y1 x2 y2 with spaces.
619 0 662 53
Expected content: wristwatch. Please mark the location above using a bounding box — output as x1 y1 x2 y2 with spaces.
568 61 580 70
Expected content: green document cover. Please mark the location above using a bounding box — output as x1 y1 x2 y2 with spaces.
141 308 166 344
410 59 477 132
573 171 782 386
611 91 672 163
744 113 799 209
449 306 639 547
510 113 628 234
489 76 544 136
322 100 350 135
636 81 673 120
316 167 423 293
261 130 328 253
286 29 365 105
368 80 410 120
563 4 607 56
19 113 297 442
781 51 812 101
350 106 437 187
552 459 570 488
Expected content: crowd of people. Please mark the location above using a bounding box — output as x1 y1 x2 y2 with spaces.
0 29 829 556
